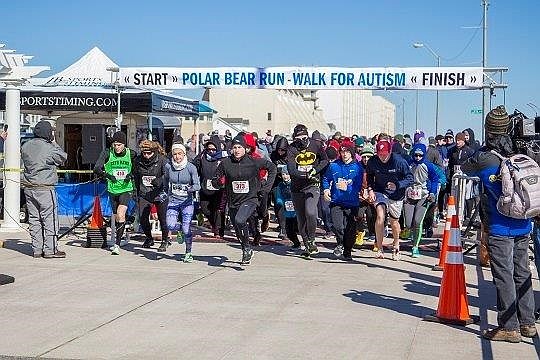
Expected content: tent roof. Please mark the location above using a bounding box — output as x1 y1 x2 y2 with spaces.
31 47 118 87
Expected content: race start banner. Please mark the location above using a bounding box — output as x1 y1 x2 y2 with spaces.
118 67 483 90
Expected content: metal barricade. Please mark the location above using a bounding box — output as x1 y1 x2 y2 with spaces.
451 171 482 253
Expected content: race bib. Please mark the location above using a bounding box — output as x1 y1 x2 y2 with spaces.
406 186 422 200
297 165 313 172
206 179 219 191
113 169 128 180
232 180 249 194
171 183 189 197
336 177 349 191
142 175 156 187
285 200 295 212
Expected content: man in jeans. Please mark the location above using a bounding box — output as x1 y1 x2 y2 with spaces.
462 105 536 342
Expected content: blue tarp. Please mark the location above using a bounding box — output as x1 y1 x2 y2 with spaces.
56 182 113 217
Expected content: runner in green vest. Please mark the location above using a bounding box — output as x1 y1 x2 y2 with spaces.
94 131 136 255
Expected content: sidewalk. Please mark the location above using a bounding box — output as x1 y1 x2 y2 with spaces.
0 224 539 359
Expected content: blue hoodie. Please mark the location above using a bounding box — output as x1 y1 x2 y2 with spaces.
410 143 442 195
322 159 363 208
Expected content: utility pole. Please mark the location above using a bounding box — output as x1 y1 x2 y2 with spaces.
482 0 489 143
415 90 419 131
402 97 405 134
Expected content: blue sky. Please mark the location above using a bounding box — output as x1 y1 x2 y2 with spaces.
3 0 539 138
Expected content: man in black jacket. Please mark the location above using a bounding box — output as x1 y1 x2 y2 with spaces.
287 124 329 256
212 134 276 264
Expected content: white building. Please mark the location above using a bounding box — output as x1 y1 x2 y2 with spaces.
317 90 395 137
204 88 330 136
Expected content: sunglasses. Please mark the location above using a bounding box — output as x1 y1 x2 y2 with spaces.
142 151 153 155
414 154 423 158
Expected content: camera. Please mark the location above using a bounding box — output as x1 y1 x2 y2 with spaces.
509 109 540 163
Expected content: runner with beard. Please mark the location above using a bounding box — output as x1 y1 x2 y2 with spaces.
193 135 227 238
287 124 329 257
133 140 169 248
212 134 276 264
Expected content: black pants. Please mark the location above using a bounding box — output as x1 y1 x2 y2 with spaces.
138 197 168 240
357 202 375 235
422 201 436 231
285 217 300 245
437 187 446 214
229 201 257 250
292 186 320 241
330 204 358 256
199 191 225 236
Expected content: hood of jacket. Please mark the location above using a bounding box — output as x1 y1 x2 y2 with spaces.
411 143 427 164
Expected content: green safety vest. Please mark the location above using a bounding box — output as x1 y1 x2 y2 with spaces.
104 148 134 194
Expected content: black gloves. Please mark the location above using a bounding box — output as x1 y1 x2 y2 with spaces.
123 173 133 182
104 173 116 182
151 177 160 187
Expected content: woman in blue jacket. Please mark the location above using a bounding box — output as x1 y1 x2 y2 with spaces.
404 144 442 257
322 141 363 260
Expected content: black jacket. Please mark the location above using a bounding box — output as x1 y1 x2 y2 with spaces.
287 138 329 192
270 136 289 186
448 144 475 179
212 155 276 209
192 150 227 196
133 152 168 201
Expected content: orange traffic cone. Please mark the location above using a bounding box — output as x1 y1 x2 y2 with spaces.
424 215 479 325
86 196 107 248
433 196 456 271
89 196 104 229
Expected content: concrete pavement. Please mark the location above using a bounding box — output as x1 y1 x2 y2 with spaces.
0 224 539 359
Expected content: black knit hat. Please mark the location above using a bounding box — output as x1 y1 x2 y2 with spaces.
231 134 248 148
293 124 308 138
111 131 127 144
485 105 511 135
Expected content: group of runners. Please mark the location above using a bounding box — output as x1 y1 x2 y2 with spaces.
91 123 477 265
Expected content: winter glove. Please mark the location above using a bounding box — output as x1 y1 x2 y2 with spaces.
323 189 331 202
104 173 117 182
123 173 133 182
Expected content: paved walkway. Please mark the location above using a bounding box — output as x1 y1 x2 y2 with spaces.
0 223 539 359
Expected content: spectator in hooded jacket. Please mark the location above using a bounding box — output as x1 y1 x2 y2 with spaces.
270 136 290 239
463 127 481 151
21 120 67 258
133 140 168 248
462 106 536 343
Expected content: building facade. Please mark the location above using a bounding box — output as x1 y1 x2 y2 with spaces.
317 90 395 137
204 88 330 137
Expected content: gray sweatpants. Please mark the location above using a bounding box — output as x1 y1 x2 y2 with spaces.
24 187 60 256
291 186 320 241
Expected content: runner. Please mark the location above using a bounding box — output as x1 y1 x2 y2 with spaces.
133 140 168 248
403 143 441 257
164 143 200 262
94 131 136 255
365 139 413 260
192 135 227 238
287 124 329 257
212 134 276 264
322 140 363 260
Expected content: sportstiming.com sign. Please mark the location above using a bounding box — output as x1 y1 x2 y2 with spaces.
119 67 483 90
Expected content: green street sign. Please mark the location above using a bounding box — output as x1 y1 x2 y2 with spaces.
470 109 482 115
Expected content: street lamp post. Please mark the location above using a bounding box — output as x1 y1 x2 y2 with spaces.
413 42 441 135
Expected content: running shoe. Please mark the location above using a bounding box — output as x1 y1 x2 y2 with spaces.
372 245 379 252
333 244 344 257
111 245 120 255
183 252 193 263
411 247 420 258
119 238 129 247
241 249 254 265
355 231 365 246
375 250 384 259
392 247 401 261
307 240 319 254
197 213 205 226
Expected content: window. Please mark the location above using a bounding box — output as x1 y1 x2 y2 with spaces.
267 112 272 121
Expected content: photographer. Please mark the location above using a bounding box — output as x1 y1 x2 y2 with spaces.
21 121 67 258
462 105 536 343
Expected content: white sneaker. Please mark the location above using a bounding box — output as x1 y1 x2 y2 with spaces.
392 248 401 261
111 245 120 255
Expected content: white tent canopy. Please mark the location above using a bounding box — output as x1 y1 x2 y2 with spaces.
31 46 117 87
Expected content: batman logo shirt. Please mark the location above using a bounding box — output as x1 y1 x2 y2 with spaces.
296 151 316 172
